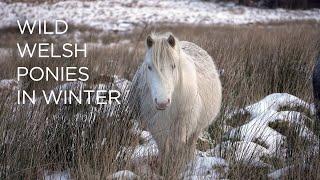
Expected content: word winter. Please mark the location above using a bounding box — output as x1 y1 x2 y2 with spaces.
18 90 121 105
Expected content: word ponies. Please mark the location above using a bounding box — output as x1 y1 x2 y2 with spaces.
16 20 122 105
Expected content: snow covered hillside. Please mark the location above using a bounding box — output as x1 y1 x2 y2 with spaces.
1 0 320 32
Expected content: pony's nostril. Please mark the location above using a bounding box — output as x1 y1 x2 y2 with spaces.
155 98 171 110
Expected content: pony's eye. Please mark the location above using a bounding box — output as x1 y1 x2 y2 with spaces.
172 64 176 69
147 65 152 71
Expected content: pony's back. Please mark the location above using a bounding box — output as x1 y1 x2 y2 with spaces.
180 41 220 78
180 41 222 130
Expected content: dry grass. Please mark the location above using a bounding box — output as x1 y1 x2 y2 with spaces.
0 22 319 179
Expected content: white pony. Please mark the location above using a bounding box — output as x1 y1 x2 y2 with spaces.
132 32 222 171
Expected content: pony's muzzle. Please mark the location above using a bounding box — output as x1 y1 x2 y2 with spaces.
155 98 171 110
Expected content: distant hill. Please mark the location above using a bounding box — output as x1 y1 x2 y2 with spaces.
216 0 320 9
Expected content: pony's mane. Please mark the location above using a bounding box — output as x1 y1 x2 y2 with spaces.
149 32 180 72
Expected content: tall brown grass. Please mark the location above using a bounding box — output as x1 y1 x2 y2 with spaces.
0 22 319 179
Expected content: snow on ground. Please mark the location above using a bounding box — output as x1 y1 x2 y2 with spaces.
1 0 320 32
226 93 317 156
244 93 311 117
107 170 139 179
36 89 316 179
183 153 228 179
131 130 159 159
209 141 272 167
267 165 294 179
44 170 70 180
118 93 316 178
0 79 19 91
113 75 132 99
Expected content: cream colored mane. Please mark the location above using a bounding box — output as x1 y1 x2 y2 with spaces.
147 32 180 72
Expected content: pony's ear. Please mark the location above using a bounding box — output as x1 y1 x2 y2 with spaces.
146 35 153 48
167 34 175 48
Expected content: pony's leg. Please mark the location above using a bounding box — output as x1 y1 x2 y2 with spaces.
155 128 188 178
153 135 167 170
187 131 200 154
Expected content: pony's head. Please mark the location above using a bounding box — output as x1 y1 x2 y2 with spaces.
144 32 180 110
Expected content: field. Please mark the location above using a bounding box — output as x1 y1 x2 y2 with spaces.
0 21 320 179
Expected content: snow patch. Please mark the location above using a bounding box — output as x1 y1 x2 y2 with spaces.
131 130 159 159
0 79 19 91
107 170 139 179
44 170 70 180
267 165 294 179
183 155 228 179
226 93 315 155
